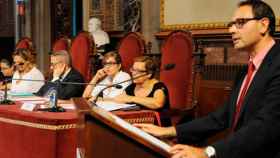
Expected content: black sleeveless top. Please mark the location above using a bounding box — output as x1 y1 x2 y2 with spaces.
125 82 170 111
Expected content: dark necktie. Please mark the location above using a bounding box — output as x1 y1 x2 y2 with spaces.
232 61 255 130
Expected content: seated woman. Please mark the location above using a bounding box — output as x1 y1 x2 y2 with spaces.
0 59 14 90
113 56 171 126
83 51 131 101
10 48 44 93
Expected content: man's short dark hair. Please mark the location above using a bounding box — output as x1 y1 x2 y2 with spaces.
239 0 276 36
51 50 72 66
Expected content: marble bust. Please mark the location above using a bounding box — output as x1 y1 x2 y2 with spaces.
88 17 110 48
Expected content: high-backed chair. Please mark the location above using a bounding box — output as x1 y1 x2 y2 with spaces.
70 31 94 82
118 32 145 72
15 37 34 52
52 36 71 52
160 30 195 125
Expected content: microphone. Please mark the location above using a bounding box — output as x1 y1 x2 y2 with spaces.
92 63 175 105
163 63 175 70
2 77 121 108
0 79 15 105
4 77 65 112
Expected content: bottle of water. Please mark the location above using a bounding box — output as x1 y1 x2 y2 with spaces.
49 90 57 108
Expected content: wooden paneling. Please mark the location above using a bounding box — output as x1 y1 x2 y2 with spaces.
197 80 233 117
0 0 15 37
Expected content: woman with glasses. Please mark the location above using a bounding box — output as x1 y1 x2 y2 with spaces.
10 48 44 93
83 51 131 101
114 56 170 126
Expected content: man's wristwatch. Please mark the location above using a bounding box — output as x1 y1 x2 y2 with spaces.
204 146 216 158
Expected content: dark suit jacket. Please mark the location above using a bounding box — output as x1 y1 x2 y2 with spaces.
176 42 280 158
36 68 85 100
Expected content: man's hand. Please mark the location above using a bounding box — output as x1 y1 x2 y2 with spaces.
134 123 177 138
169 144 207 158
53 63 66 78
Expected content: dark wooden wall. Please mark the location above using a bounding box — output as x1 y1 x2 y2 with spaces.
0 0 15 61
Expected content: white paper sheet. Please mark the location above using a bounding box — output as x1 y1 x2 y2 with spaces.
112 115 171 152
60 104 76 109
96 101 137 111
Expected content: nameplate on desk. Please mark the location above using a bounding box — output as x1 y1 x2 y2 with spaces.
21 102 36 111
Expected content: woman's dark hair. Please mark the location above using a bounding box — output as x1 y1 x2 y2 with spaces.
102 51 122 65
0 59 12 67
239 0 275 36
12 48 35 64
133 56 157 78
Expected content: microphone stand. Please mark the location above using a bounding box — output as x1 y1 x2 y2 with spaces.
0 79 15 105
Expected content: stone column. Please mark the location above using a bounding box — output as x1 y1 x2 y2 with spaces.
32 0 51 73
141 0 160 54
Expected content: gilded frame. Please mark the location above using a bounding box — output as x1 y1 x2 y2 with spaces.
160 0 280 31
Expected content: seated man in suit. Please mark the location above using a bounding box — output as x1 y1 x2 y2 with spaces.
36 50 85 100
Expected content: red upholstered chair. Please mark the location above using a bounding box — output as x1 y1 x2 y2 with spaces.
15 37 35 53
70 31 94 82
118 32 145 72
52 36 71 52
160 30 196 125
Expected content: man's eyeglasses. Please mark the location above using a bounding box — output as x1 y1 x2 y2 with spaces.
227 17 261 29
130 68 147 73
50 62 61 67
103 62 118 67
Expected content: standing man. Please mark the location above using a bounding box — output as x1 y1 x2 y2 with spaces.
36 50 85 100
136 1 280 158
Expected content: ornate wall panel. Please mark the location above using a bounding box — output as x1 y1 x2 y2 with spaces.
51 0 72 40
160 0 280 31
86 0 141 32
0 0 15 37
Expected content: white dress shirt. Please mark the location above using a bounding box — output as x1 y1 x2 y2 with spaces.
11 67 45 93
91 71 131 98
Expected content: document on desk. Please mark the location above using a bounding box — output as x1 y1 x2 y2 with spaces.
8 91 34 97
111 115 171 152
96 101 137 111
13 96 48 101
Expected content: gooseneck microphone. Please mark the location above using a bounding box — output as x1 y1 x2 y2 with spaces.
92 63 176 105
1 77 122 109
